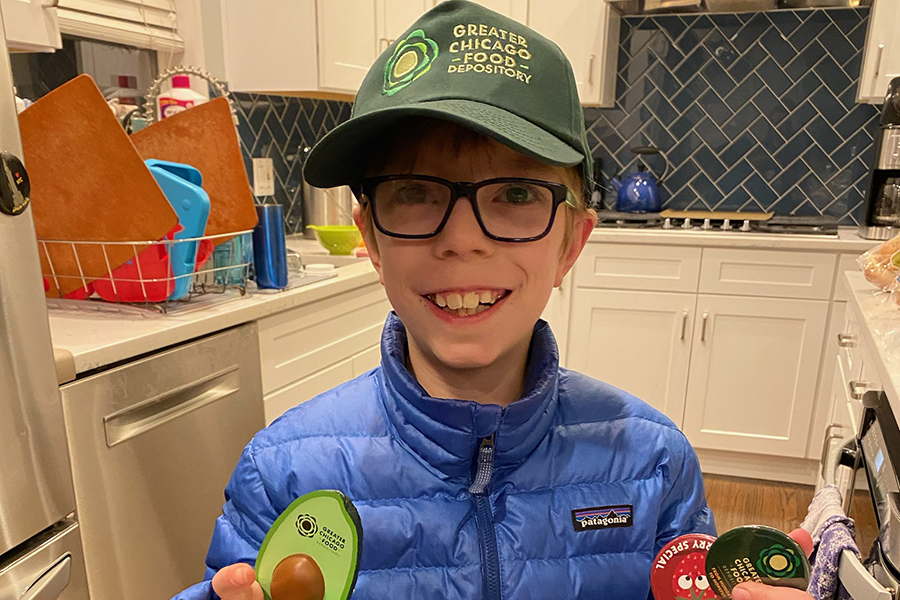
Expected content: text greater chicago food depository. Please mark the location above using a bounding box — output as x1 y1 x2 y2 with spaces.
447 23 533 83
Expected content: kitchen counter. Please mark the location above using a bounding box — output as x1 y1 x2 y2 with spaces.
590 225 877 252
844 270 900 415
49 259 380 377
48 226 880 380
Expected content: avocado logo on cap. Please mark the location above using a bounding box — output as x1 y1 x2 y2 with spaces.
383 29 440 96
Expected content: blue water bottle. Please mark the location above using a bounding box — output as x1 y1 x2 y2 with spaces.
252 204 288 289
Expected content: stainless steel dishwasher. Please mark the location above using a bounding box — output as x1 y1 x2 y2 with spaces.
60 323 265 600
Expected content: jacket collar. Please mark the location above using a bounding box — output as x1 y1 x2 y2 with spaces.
377 312 559 482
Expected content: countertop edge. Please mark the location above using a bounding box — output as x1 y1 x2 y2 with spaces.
843 271 900 413
589 227 877 252
50 262 381 375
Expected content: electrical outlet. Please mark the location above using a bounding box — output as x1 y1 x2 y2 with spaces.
253 157 275 197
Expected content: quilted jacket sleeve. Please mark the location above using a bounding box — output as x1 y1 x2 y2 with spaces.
170 440 279 600
654 431 717 554
647 433 717 600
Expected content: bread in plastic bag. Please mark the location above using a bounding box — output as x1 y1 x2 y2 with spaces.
859 234 900 291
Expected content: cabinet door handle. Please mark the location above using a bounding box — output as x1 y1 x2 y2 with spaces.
700 312 709 342
588 55 595 85
819 423 845 473
680 311 688 340
837 333 858 348
875 43 885 78
848 379 869 401
380 38 390 52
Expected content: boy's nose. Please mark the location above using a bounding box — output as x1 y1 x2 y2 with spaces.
433 195 491 256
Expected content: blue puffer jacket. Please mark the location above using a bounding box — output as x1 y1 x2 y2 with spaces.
173 313 715 600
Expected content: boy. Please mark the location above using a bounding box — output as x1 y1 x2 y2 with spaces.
174 2 812 599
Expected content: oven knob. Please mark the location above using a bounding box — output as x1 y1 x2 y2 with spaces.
682 218 692 230
722 218 731 231
702 218 712 230
741 219 751 232
663 217 672 230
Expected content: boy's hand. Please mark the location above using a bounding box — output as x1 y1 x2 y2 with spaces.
211 563 264 600
731 529 814 600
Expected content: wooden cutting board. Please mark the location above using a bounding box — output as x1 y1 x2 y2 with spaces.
19 75 179 298
131 97 258 241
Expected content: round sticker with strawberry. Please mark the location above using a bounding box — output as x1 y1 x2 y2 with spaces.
650 533 718 600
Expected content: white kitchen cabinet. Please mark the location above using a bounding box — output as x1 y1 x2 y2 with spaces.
378 0 431 52
527 0 619 106
318 0 378 92
209 0 615 98
806 301 847 459
682 294 829 458
2 0 61 52
257 281 391 424
217 0 319 94
541 273 573 367
426 0 527 21
567 288 696 424
858 0 900 103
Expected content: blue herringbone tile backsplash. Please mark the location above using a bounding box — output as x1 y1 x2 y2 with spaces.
586 8 880 224
234 8 880 229
231 92 352 234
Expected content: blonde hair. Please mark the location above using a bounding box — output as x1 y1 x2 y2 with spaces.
357 117 588 254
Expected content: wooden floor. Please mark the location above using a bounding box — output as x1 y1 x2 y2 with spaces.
704 474 880 553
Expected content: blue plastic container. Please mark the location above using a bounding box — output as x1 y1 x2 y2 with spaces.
144 159 211 300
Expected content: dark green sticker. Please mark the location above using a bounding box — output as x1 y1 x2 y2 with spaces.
382 29 439 96
705 525 809 599
255 490 363 600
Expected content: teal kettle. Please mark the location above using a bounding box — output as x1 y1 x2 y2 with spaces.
612 146 668 213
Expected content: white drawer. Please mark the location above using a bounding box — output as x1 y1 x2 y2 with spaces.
575 243 701 292
832 254 861 302
699 248 836 299
257 283 391 395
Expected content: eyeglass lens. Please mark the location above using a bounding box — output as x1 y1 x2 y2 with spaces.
372 179 556 238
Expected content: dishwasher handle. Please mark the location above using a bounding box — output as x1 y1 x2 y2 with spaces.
104 365 240 448
20 555 71 600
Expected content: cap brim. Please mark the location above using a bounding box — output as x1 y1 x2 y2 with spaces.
302 99 585 188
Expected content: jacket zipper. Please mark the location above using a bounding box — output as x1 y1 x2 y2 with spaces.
469 434 501 600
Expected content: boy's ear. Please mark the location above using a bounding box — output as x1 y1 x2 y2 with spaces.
554 209 596 287
353 204 384 283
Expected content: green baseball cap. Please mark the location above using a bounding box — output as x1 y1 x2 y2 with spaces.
302 0 591 188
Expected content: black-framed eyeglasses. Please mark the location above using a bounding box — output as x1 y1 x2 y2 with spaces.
354 175 575 243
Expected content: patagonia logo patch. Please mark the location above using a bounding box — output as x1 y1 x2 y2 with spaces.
572 505 633 531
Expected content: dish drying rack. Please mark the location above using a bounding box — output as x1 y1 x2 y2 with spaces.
39 231 253 314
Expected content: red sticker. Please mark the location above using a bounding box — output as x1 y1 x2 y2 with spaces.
650 533 718 600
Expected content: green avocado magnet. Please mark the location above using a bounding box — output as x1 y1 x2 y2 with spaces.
255 490 363 600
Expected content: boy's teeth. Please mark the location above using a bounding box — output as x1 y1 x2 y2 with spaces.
446 292 463 310
428 289 508 315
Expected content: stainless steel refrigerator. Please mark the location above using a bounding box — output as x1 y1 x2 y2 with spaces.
0 4 89 599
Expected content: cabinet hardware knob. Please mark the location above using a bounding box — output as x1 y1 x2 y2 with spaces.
837 333 858 348
848 379 868 401
700 312 709 342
